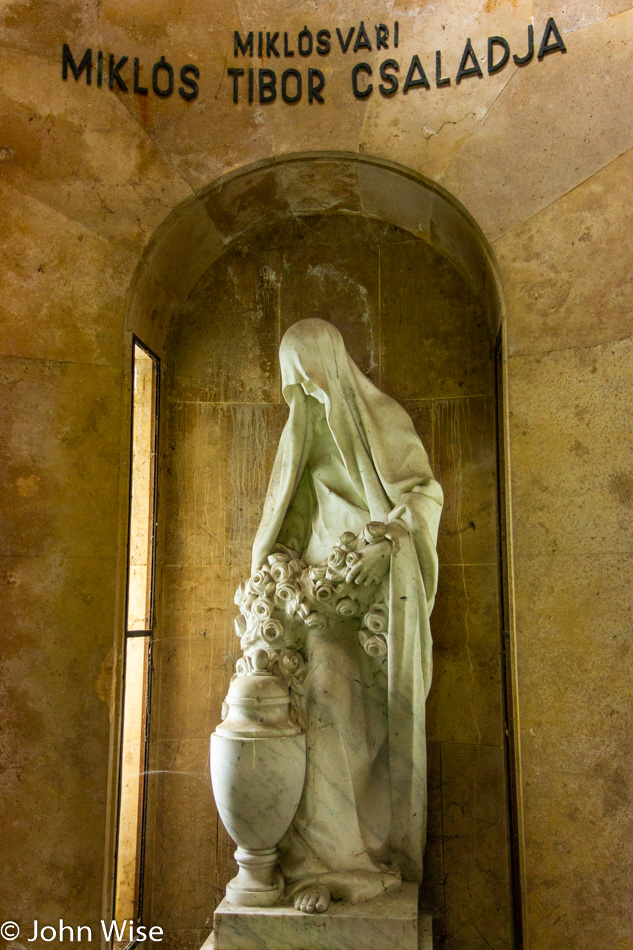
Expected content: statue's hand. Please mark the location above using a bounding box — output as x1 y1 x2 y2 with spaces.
346 539 391 586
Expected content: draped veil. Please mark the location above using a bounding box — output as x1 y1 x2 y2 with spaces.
252 319 443 884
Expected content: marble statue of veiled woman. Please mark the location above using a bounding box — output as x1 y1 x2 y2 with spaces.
250 319 443 914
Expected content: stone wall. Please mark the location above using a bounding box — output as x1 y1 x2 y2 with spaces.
1 3 633 949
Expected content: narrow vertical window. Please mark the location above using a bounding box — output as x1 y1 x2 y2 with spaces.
113 341 159 937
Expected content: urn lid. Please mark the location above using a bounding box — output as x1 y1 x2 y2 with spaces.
226 670 289 704
214 654 301 738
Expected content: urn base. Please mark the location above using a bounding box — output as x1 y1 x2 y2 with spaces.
225 847 284 907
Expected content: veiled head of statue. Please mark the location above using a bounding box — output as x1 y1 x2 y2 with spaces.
279 319 350 407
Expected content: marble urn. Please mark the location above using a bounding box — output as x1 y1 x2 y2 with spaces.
210 651 307 907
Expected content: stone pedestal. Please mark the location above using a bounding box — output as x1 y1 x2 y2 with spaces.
205 882 433 950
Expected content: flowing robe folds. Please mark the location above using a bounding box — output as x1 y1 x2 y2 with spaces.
251 319 443 899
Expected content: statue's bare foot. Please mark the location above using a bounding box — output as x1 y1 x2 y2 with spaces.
294 885 331 914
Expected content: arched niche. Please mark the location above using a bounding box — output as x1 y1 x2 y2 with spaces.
123 154 515 950
126 153 502 356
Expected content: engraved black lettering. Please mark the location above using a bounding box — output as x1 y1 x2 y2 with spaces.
179 64 199 101
352 62 373 98
234 31 254 56
379 58 399 96
62 44 92 84
456 38 483 83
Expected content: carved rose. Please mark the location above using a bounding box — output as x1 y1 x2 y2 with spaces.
315 582 335 602
345 550 360 568
275 581 301 612
336 596 358 618
283 541 302 560
279 650 304 675
250 569 268 588
366 635 388 658
309 563 327 582
305 611 328 630
362 521 387 543
328 546 348 570
250 569 275 596
359 629 388 657
261 618 285 644
252 596 273 620
340 531 357 547
364 603 388 634
270 561 293 583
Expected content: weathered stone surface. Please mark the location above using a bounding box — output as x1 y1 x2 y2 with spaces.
96 0 274 189
516 554 633 745
229 0 386 158
125 200 225 359
495 144 633 357
360 0 533 180
433 564 501 659
507 338 633 560
0 0 98 60
255 211 408 249
0 47 192 249
433 396 498 566
441 9 633 240
441 744 512 950
162 402 286 569
172 247 281 404
147 739 223 929
204 169 291 246
153 566 237 743
515 554 633 950
0 181 133 365
429 563 503 746
279 243 381 383
380 241 492 401
507 336 633 949
0 356 122 558
0 553 116 928
152 630 220 743
357 162 433 242
521 735 633 950
534 0 633 33
276 160 362 217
